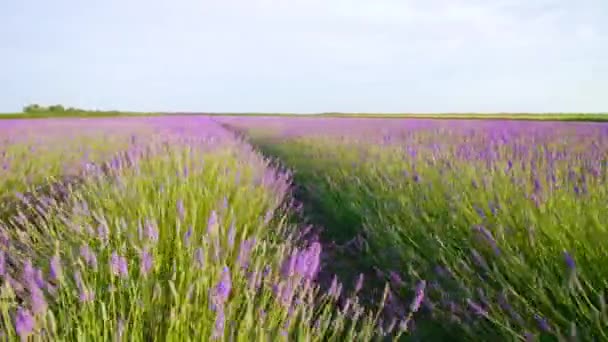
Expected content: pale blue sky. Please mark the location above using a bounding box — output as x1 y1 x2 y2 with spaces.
2 0 607 113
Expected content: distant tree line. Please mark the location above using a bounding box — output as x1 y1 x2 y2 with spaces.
22 104 91 113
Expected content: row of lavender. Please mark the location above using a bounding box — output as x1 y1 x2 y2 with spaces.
220 116 608 341
0 117 390 340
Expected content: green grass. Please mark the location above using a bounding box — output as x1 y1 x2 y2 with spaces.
0 119 391 341
227 119 608 341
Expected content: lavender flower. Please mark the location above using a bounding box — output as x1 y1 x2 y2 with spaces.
49 255 62 282
535 314 551 332
227 223 236 249
467 299 488 317
177 199 185 222
210 267 232 310
410 280 426 313
237 238 255 270
389 271 406 288
563 251 576 272
145 219 159 243
0 250 5 276
281 250 297 278
206 211 219 235
80 244 98 270
14 307 35 339
354 273 364 293
194 247 204 268
211 309 225 339
29 283 47 314
140 249 153 276
97 222 110 244
183 225 193 246
110 252 129 278
328 276 342 299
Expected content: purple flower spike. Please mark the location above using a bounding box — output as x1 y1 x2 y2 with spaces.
29 284 47 314
97 222 110 245
227 223 236 249
211 309 225 340
237 238 255 270
14 307 35 339
389 271 406 288
467 299 488 317
535 314 551 332
281 250 297 278
110 252 128 278
140 249 153 276
177 199 185 222
145 220 159 243
0 250 5 276
354 273 364 293
49 255 62 282
194 248 204 268
214 267 232 304
23 260 35 285
80 244 98 270
207 211 219 235
410 280 426 313
183 225 193 246
563 251 576 271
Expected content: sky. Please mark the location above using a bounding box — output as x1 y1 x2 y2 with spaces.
1 0 607 113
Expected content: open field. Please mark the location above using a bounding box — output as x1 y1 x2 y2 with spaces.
2 112 608 122
1 115 608 340
220 116 608 341
0 116 385 341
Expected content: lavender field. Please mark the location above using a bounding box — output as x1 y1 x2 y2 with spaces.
221 117 608 341
1 115 607 341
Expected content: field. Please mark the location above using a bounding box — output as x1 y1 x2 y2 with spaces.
0 115 607 341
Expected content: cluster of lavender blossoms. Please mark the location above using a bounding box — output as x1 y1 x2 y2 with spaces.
0 116 388 341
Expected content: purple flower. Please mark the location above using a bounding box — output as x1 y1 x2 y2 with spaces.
183 225 193 246
215 267 231 301
281 250 297 278
467 299 488 317
471 249 489 271
227 223 236 249
140 250 153 276
110 252 128 278
79 288 95 303
279 280 294 307
29 283 47 314
563 251 576 271
80 244 98 270
297 242 321 280
177 199 185 222
22 260 35 285
145 220 159 243
354 273 364 293
211 309 225 339
194 248 204 268
264 210 273 224
535 314 551 332
34 269 45 289
14 307 35 339
49 255 62 282
328 276 342 299
206 211 219 235
247 271 260 290
97 222 110 244
389 271 406 288
473 225 501 255
237 238 255 270
410 280 426 313
0 250 5 276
